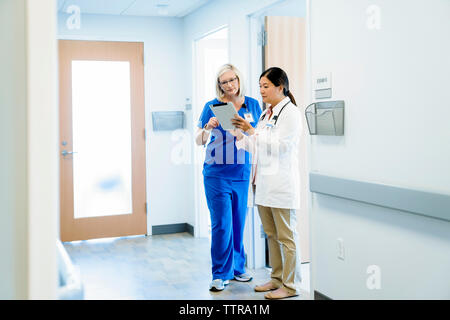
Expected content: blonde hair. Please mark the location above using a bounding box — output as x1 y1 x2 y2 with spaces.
215 64 245 101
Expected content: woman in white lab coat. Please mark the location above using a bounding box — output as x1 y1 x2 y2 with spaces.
229 67 302 299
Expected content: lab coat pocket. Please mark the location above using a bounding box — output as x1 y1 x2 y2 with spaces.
257 129 281 176
272 169 291 194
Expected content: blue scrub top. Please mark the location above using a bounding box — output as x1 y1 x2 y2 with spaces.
197 96 262 181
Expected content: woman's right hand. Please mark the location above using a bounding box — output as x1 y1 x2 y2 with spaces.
205 117 219 130
228 128 244 140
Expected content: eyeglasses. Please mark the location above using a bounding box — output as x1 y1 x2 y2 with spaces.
219 77 238 86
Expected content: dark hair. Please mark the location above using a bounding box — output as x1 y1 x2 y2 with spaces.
260 67 297 106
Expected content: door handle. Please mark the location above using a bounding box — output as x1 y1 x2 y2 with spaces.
61 150 77 157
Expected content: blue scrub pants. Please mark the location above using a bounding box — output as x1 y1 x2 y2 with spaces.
203 176 249 280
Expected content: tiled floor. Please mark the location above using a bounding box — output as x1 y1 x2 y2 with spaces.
63 232 311 300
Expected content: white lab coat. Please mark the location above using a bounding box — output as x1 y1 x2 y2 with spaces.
236 96 301 209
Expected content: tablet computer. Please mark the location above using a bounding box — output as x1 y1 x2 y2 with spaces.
210 102 238 131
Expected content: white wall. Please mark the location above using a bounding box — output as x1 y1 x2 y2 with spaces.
0 0 28 300
27 0 59 300
258 0 307 16
58 13 191 229
309 0 450 299
310 0 450 190
183 0 278 90
0 0 58 299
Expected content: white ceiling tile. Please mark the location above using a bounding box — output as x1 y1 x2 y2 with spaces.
59 0 212 17
173 0 210 17
57 0 67 11
60 0 137 15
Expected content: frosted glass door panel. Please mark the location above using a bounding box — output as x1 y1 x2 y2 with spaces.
71 60 133 219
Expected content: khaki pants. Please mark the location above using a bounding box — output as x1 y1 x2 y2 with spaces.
257 205 302 295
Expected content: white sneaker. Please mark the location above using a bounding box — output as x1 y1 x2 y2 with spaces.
234 273 253 282
209 279 230 291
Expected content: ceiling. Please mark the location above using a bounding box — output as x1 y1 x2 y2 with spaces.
57 0 212 18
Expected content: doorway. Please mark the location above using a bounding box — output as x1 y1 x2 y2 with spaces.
59 40 147 242
248 8 310 266
264 16 310 263
193 27 229 238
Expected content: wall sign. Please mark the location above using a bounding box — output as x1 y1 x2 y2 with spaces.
314 72 332 99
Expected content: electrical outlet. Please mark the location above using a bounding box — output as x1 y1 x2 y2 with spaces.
337 238 345 260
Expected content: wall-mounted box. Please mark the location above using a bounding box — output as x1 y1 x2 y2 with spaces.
152 111 185 131
305 100 344 136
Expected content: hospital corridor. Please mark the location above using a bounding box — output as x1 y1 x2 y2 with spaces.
1 0 449 305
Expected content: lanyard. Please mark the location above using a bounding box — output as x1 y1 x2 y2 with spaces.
259 101 290 125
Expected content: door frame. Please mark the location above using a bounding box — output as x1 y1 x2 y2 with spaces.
246 0 314 292
59 35 152 236
245 13 266 269
58 39 148 241
27 0 59 299
305 0 313 298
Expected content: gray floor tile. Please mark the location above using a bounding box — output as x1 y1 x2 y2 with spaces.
63 232 310 300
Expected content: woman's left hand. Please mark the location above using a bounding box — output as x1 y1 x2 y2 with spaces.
231 114 252 132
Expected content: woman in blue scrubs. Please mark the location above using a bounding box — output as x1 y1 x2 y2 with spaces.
195 64 261 291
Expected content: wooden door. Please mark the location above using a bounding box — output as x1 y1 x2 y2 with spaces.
59 40 147 242
265 16 310 262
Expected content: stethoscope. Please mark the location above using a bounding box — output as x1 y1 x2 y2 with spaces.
259 101 290 126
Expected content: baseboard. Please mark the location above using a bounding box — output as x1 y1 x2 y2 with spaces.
152 223 194 236
314 290 332 300
185 223 194 236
